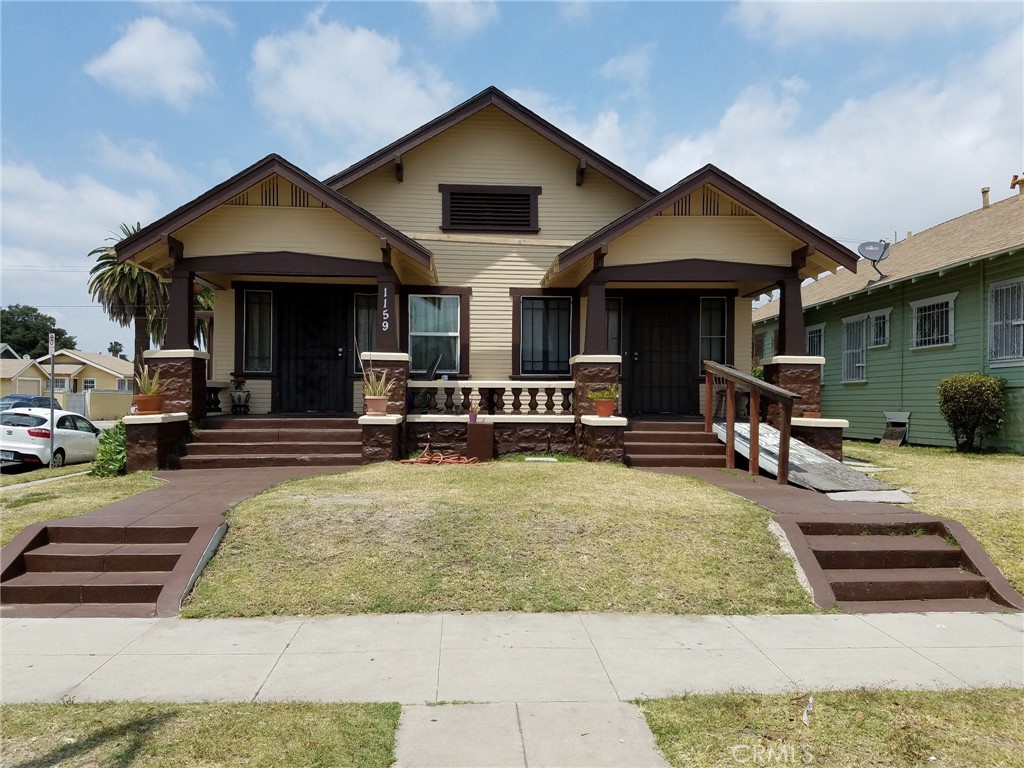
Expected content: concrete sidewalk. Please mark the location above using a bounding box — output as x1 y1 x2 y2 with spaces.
3 611 1020 767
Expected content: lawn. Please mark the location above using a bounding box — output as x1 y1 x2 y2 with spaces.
0 462 92 488
0 702 399 768
843 441 1024 592
182 462 814 617
641 688 1024 768
0 472 163 546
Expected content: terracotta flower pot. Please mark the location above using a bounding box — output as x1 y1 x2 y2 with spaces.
133 394 164 415
364 396 389 415
593 399 616 417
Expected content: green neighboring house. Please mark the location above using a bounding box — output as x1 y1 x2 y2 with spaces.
753 189 1024 452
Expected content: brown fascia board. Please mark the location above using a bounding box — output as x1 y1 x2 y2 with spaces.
323 86 658 200
115 154 433 270
557 164 859 273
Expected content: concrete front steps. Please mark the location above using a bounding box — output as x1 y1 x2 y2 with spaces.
180 416 362 469
624 420 726 468
0 524 198 618
782 517 1023 613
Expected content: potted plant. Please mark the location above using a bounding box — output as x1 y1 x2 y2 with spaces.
468 402 480 423
587 384 620 417
362 361 393 415
133 364 165 415
229 373 250 414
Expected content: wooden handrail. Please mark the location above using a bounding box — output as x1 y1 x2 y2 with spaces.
703 360 802 486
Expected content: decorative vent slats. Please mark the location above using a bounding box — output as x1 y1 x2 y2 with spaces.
440 184 540 232
225 175 327 208
654 190 750 216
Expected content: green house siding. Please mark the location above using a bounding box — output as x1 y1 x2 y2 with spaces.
754 250 1024 452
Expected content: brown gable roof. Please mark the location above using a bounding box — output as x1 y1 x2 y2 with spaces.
324 86 658 199
556 164 859 272
115 154 433 269
752 193 1024 323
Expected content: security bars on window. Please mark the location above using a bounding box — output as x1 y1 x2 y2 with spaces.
990 280 1024 361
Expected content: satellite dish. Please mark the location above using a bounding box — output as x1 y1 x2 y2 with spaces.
858 240 891 280
857 241 890 262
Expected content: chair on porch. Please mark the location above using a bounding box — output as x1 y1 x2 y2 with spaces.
711 372 750 420
407 354 444 413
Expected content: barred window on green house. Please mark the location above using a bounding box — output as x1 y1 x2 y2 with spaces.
990 279 1024 362
910 292 957 349
842 316 867 382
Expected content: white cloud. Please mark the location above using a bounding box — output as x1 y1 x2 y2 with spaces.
94 135 190 188
729 0 1021 45
85 17 214 110
600 46 654 98
420 1 499 37
147 1 235 30
1 162 163 354
559 2 592 21
250 11 456 153
641 28 1024 243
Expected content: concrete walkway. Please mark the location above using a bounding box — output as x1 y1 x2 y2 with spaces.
3 611 1020 766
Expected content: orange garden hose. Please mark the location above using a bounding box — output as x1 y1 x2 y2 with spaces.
399 443 479 465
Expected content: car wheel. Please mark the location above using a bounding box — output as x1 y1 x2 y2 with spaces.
51 450 66 468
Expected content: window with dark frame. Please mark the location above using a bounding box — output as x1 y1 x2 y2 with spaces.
440 185 540 233
353 294 378 372
409 295 460 373
521 296 572 375
606 298 622 356
243 290 272 373
699 297 728 372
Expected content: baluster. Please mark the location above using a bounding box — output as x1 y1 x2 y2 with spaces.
544 388 556 413
444 387 455 414
511 387 523 414
527 388 539 414
561 387 573 413
481 388 496 415
494 388 506 413
461 387 473 413
426 387 437 413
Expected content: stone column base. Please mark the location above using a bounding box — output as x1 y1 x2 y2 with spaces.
143 350 209 423
763 356 825 425
360 415 403 462
125 413 190 472
580 416 627 462
570 355 622 418
791 417 848 461
360 352 410 416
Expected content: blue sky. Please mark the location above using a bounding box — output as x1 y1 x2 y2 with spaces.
2 1 1021 355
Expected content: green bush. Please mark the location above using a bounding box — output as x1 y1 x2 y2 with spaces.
936 373 1008 452
90 420 127 476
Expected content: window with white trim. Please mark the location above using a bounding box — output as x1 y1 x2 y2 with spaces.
989 278 1024 363
842 316 867 382
409 295 459 373
48 377 68 392
910 292 957 348
82 378 96 391
869 308 892 347
116 378 132 392
805 323 825 381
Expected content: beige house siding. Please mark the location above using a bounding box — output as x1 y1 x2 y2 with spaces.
175 206 382 261
212 290 236 382
606 216 801 266
733 299 753 374
1 377 42 396
340 106 644 240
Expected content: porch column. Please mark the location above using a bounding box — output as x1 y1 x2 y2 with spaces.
777 276 804 356
165 237 196 351
143 350 209 423
376 279 399 353
583 280 608 355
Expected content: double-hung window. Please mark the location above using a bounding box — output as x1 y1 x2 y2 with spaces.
699 297 728 371
869 308 892 347
606 298 622 356
989 279 1024 363
910 292 957 349
116 378 132 392
243 290 273 372
521 297 572 375
82 378 96 391
805 323 825 381
409 295 460 373
353 294 378 372
842 315 867 382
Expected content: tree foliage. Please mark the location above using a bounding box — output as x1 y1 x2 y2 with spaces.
937 373 1008 452
0 304 77 358
107 341 127 359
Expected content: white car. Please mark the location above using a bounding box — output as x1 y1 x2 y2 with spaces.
0 408 101 467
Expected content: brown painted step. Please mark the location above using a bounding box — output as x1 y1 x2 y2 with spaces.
186 441 361 456
826 568 990 601
201 417 359 430
807 534 962 569
626 454 726 468
47 526 196 544
1 571 168 604
626 421 708 432
178 454 360 469
192 428 361 443
838 598 1013 614
624 431 721 445
624 441 727 456
22 542 185 573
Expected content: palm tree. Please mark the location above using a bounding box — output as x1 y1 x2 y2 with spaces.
88 222 168 366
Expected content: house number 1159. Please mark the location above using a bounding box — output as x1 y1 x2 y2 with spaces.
381 286 390 332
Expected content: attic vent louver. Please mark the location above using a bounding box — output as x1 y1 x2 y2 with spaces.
440 184 540 233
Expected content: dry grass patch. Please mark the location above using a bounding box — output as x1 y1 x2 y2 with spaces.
641 688 1024 768
0 472 162 546
182 462 813 617
0 701 399 768
844 441 1024 591
0 462 92 488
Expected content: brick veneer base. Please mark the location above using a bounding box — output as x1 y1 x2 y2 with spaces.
126 421 190 473
792 425 844 461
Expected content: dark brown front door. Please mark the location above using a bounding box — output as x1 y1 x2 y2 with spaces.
628 295 693 415
276 285 348 413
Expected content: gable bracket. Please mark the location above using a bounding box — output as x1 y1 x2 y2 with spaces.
791 244 812 271
380 237 393 267
394 155 404 183
576 158 587 187
593 243 608 271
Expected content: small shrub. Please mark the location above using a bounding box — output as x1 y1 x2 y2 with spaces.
936 373 1008 452
751 366 764 380
90 420 127 476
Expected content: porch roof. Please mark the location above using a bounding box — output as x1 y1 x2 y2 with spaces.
544 164 859 286
114 154 435 280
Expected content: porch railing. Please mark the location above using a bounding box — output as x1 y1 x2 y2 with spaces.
406 380 574 416
703 361 801 485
